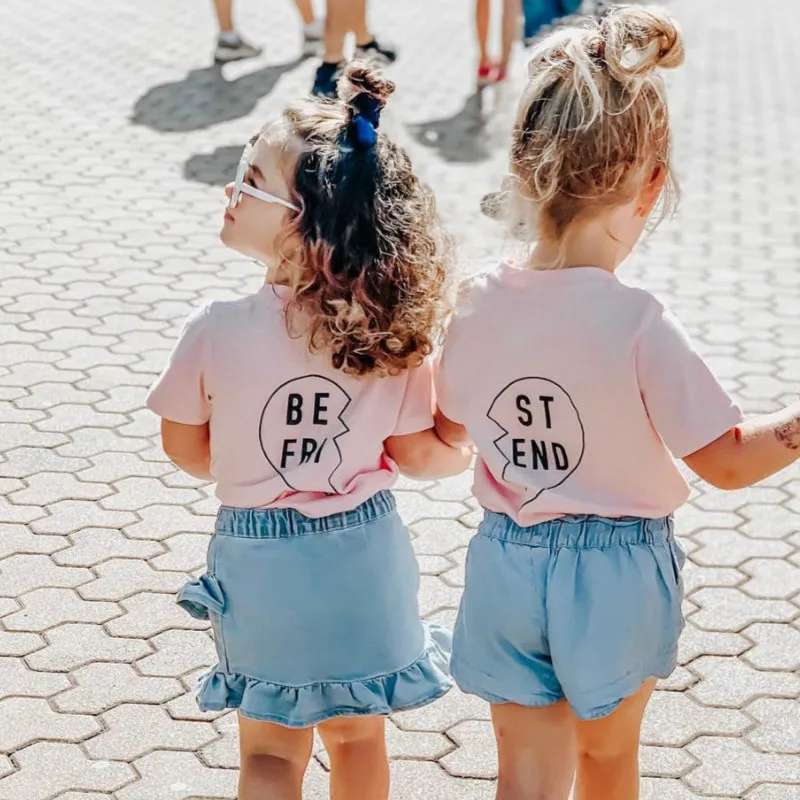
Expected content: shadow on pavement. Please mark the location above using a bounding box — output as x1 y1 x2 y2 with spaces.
131 58 305 133
407 92 491 164
183 144 244 186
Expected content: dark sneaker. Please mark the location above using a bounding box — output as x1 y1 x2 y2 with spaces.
353 38 398 66
312 61 345 98
213 34 262 64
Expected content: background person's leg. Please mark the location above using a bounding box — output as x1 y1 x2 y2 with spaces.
294 0 324 55
212 0 262 63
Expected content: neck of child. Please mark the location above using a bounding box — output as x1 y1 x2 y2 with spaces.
528 215 634 274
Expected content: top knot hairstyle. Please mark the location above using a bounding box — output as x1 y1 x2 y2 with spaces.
265 62 451 378
510 4 685 247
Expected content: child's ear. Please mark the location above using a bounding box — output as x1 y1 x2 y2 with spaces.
637 165 666 217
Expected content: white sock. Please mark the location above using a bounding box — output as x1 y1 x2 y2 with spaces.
304 19 324 38
218 30 240 45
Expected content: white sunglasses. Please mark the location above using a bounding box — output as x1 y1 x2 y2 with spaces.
230 151 299 212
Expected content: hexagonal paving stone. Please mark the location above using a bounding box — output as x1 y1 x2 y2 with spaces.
0 524 67 560
678 623 750 664
136 629 216 677
0 697 100 752
26 623 152 672
390 760 494 800
30 500 137 535
745 785 800 800
394 688 490 732
115 751 237 800
746 698 800 754
106 591 208 638
740 502 800 540
101 477 201 512
742 623 800 670
0 656 70 700
440 720 497 779
0 742 134 800
150 532 210 572
741 558 800 599
53 662 182 714
8 473 112 506
78 558 186 601
689 656 799 707
3 587 121 632
685 737 800 796
0 554 92 597
53 527 164 567
0 629 45 658
690 529 791 567
123 505 214 541
85 703 217 761
641 691 750 746
690 588 796 631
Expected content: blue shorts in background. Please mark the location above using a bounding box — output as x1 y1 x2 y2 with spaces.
452 512 685 720
177 491 452 727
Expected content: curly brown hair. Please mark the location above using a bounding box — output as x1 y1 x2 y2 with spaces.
510 5 685 252
261 63 452 378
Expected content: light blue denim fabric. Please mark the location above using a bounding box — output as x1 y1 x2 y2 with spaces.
452 512 685 720
178 491 452 727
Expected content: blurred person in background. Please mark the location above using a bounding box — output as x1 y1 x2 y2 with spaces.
212 0 324 64
312 0 397 98
475 0 522 86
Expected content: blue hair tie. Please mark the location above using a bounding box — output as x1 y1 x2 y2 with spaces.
349 93 382 148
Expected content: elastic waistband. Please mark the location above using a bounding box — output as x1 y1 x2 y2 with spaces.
216 491 395 539
480 512 674 549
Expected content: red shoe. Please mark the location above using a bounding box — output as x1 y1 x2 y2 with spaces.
477 62 496 87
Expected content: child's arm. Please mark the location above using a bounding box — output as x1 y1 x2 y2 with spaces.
386 428 472 480
160 419 213 481
683 400 800 490
434 407 472 448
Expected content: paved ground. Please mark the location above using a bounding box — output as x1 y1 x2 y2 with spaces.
1 0 799 798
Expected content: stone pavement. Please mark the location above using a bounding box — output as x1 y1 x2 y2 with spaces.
1 0 799 797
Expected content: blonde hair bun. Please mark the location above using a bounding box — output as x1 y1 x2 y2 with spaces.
600 5 684 82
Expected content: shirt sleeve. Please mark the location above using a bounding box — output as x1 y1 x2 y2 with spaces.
636 305 743 458
391 359 435 437
146 305 212 425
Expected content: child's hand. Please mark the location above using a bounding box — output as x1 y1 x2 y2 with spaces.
385 429 473 480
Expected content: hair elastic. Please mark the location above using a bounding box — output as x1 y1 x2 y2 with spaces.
349 93 382 148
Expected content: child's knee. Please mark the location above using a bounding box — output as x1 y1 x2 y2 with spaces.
319 715 385 748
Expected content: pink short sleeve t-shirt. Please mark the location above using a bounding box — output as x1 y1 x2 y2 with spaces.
435 262 743 526
147 285 434 516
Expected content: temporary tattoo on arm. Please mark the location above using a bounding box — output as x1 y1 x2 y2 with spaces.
775 419 800 450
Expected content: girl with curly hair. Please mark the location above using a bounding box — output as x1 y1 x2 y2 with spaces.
146 62 470 800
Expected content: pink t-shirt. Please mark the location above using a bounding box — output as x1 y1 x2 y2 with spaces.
147 285 434 517
435 262 743 526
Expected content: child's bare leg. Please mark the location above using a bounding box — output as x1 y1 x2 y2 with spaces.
500 0 521 71
318 715 389 800
574 678 657 800
238 713 313 800
475 0 491 66
491 701 575 800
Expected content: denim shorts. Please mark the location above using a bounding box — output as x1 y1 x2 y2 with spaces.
177 491 452 728
452 512 685 720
